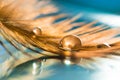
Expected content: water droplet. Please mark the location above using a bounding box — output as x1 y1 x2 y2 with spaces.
33 27 42 36
59 35 82 51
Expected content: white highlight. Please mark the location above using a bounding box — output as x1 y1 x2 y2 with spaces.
92 57 120 80
91 13 120 27
63 58 71 65
32 62 38 75
103 42 111 48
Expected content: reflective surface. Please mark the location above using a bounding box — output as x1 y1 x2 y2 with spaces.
2 57 120 80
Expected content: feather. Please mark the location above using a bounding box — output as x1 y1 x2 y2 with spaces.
0 0 120 79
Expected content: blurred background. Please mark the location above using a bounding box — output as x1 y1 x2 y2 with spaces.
67 0 120 12
52 0 120 27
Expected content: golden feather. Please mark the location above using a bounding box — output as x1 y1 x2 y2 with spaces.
0 0 120 73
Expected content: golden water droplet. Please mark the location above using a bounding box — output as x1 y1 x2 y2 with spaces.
59 35 82 51
33 27 42 36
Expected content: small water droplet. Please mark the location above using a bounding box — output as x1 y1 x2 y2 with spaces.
33 27 42 36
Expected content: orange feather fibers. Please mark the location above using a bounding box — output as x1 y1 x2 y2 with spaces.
0 0 120 62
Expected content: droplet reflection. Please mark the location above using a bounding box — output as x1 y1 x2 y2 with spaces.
32 60 45 76
63 57 71 65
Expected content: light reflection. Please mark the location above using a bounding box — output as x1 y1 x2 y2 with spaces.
92 57 120 80
90 13 120 27
103 42 111 48
63 59 71 65
32 61 43 75
32 62 38 75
